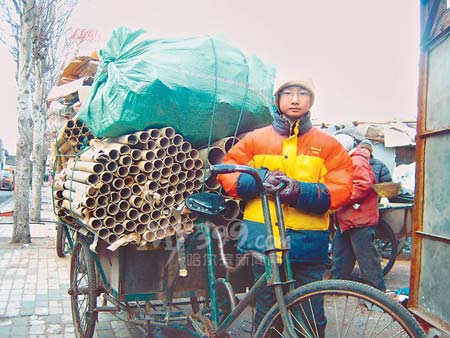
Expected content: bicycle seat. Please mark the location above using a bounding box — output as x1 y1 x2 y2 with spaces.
185 192 226 216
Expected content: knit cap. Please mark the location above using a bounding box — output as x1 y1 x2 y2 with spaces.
274 80 315 111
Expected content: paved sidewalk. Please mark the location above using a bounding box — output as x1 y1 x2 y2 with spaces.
0 185 149 338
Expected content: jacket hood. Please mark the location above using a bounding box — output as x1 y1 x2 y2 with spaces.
350 147 371 160
272 111 313 137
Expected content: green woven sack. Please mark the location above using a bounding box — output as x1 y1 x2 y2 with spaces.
77 27 276 148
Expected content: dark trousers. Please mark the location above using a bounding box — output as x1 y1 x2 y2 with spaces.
331 226 386 291
252 260 327 334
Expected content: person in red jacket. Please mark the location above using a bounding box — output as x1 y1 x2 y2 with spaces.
331 146 386 291
217 80 354 334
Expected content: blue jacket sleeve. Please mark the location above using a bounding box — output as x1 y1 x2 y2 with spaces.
293 182 331 214
236 168 268 200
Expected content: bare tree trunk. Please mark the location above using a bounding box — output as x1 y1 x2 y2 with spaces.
12 0 36 243
30 61 46 222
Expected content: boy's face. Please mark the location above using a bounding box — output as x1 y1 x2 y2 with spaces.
278 85 312 120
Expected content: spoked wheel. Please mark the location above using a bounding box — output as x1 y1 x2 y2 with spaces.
56 223 74 257
256 280 425 338
69 236 97 338
352 220 398 279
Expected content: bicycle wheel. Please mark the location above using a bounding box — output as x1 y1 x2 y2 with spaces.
352 220 398 279
56 223 67 257
69 236 97 338
256 279 425 338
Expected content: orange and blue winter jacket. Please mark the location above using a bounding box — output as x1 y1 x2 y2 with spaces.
217 112 354 263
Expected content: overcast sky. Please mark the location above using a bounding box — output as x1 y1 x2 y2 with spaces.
0 0 420 154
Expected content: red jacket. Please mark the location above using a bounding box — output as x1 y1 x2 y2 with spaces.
337 147 379 232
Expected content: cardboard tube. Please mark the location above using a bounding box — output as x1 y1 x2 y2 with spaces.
183 159 195 170
134 130 150 143
175 152 186 163
155 228 166 240
98 228 110 240
177 171 187 182
72 161 104 174
112 178 125 190
162 195 175 207
223 199 241 220
141 150 156 161
105 161 118 173
88 218 102 230
123 176 134 187
143 231 156 242
161 167 171 178
135 223 146 234
93 207 106 219
138 213 150 225
130 149 142 161
147 220 158 231
226 220 242 241
131 184 143 195
166 225 176 236
107 134 138 145
194 159 203 170
147 139 156 151
150 209 161 220
170 133 181 144
127 208 139 221
159 217 169 228
107 233 118 244
152 158 164 170
140 202 151 213
117 166 130 178
144 181 159 192
113 224 125 235
160 126 175 139
137 161 153 173
134 173 147 185
118 200 130 212
99 183 110 195
130 196 143 208
129 165 140 175
107 203 119 216
120 187 132 200
189 149 199 160
119 155 132 166
155 136 170 149
115 212 126 223
104 216 116 229
174 193 184 204
195 169 204 179
185 181 194 192
79 147 110 163
92 140 130 155
166 145 178 157
149 170 162 181
96 195 108 207
69 170 99 185
168 174 179 186
124 220 136 232
110 192 121 204
148 128 161 140
184 222 195 233
179 142 192 153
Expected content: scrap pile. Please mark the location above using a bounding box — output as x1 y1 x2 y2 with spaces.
53 119 245 247
50 27 276 248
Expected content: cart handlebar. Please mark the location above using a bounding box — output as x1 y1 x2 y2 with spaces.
210 164 265 193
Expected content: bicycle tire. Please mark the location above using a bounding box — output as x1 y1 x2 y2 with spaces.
56 223 66 257
256 279 425 338
70 236 97 338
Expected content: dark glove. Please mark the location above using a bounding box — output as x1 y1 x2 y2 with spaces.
277 175 301 205
263 170 284 192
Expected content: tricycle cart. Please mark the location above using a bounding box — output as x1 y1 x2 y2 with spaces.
60 164 424 338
